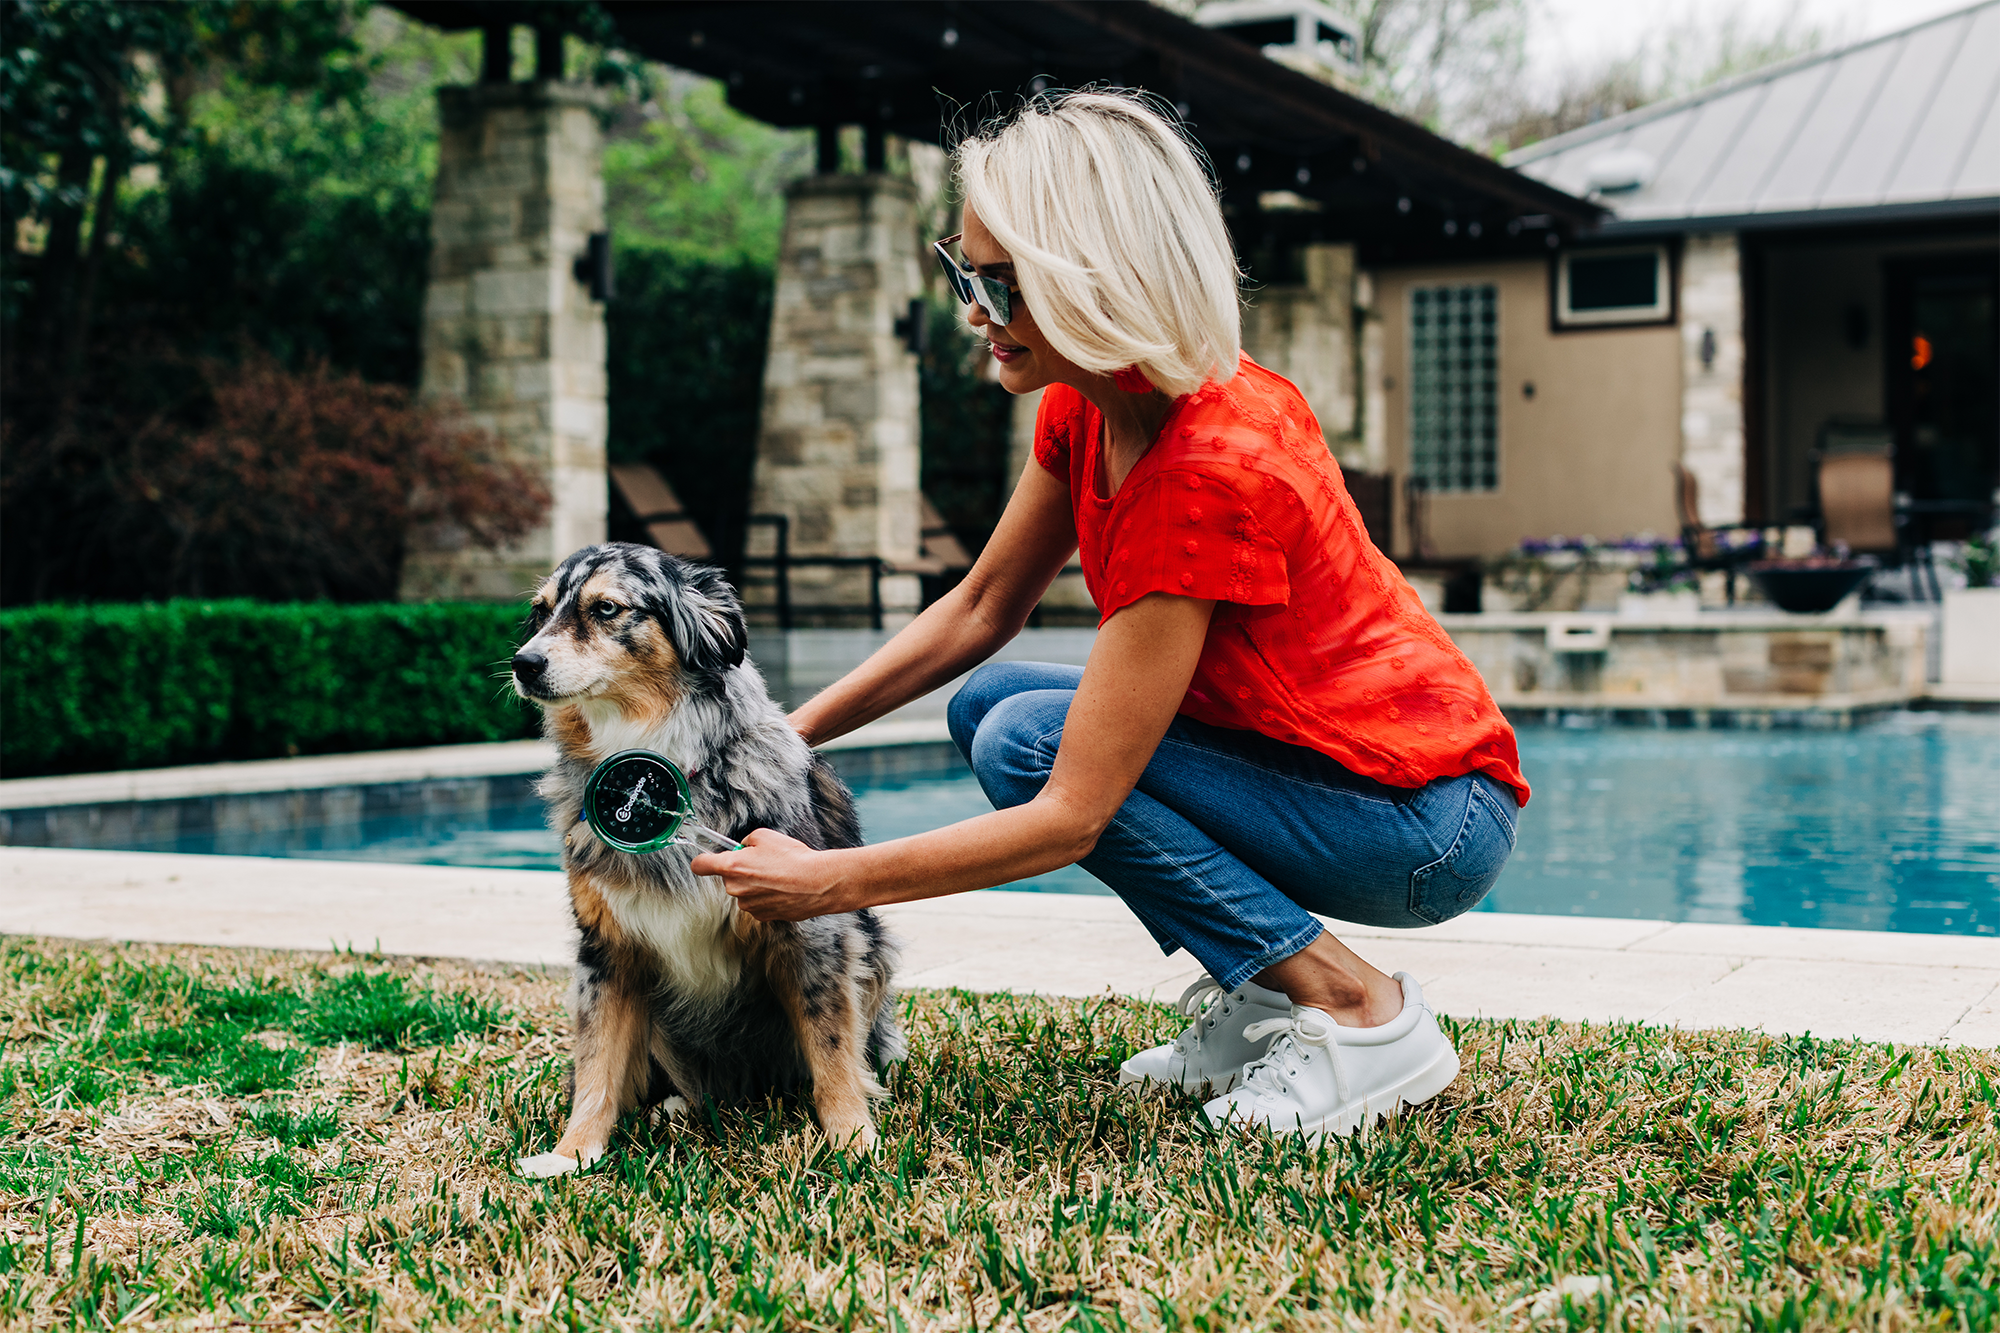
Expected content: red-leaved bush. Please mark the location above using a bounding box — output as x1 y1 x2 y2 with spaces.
2 350 550 602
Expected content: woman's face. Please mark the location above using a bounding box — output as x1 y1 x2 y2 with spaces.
959 202 1082 396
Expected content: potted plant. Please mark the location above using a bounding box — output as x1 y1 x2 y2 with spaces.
1942 536 2000 687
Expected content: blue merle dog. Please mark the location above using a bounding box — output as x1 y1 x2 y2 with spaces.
509 543 901 1174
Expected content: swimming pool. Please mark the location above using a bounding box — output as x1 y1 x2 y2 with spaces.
29 713 2000 937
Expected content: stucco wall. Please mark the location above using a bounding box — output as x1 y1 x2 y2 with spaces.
1375 257 1683 557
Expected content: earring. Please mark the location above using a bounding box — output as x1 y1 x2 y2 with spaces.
1112 365 1155 393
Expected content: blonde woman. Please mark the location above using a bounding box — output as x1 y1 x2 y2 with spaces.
695 90 1528 1139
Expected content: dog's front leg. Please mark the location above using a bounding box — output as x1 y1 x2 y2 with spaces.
520 890 654 1178
769 929 883 1152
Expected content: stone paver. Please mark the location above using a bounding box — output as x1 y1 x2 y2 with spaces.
4 846 1994 1047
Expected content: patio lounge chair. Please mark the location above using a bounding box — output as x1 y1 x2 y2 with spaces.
609 463 713 560
1672 463 1764 604
1812 422 1935 600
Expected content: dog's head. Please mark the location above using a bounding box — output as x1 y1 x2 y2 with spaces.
511 544 748 712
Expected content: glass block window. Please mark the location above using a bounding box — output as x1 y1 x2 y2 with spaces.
1409 283 1499 493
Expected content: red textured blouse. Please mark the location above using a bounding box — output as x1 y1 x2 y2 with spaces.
1035 354 1530 805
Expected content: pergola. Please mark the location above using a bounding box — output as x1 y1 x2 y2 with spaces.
388 0 1600 266
383 0 1600 613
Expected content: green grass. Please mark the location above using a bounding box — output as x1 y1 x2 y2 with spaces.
0 938 1994 1331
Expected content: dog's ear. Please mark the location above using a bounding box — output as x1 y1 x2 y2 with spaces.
670 563 748 682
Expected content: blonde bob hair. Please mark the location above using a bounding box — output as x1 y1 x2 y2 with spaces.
955 89 1241 397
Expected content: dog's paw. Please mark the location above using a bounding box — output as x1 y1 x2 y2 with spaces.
516 1152 581 1179
823 1119 879 1154
656 1094 691 1120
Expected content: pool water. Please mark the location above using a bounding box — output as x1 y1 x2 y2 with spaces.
70 713 2000 937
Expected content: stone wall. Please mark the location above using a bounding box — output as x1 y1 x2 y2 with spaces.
1680 232 1746 527
1240 243 1384 471
401 82 609 602
749 174 924 623
1441 609 1928 714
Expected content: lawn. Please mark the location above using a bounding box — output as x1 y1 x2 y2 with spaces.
1 937 1994 1331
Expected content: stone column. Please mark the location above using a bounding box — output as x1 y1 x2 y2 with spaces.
749 174 924 624
400 82 608 601
1241 243 1363 462
1680 232 1746 527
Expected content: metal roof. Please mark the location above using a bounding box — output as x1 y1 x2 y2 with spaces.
1505 0 2000 233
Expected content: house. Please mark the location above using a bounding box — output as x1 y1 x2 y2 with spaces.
1372 1 1999 562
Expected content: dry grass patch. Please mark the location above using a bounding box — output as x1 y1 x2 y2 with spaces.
0 935 1994 1331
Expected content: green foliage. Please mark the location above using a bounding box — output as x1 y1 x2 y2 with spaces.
603 75 810 266
106 48 438 384
0 600 541 776
598 79 808 564
920 299 1016 555
605 245 775 566
1956 535 1998 589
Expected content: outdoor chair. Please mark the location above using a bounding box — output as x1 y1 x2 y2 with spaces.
1672 463 1764 604
609 463 713 560
1811 422 1935 600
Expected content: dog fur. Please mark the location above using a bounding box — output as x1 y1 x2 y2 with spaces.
509 543 902 1174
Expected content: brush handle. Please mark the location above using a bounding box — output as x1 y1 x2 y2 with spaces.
680 822 746 853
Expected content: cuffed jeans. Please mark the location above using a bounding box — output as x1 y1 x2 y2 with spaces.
947 661 1520 991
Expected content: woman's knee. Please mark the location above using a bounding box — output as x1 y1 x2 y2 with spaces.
965 689 1069 808
947 661 1084 758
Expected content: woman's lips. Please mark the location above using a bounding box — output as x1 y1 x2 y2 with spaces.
988 339 1027 364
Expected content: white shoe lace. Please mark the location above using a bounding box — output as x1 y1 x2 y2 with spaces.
1172 975 1246 1057
1239 1010 1348 1106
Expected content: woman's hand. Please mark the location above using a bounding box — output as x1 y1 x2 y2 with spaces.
692 829 856 922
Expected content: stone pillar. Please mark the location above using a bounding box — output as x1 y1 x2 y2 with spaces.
1680 232 1746 527
1240 243 1363 462
400 82 608 601
750 174 924 624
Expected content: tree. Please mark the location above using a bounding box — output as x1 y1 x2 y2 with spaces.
0 1 372 394
0 2 549 604
1476 3 1832 153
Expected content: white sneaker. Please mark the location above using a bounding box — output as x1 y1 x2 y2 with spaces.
1119 974 1292 1095
1201 973 1459 1140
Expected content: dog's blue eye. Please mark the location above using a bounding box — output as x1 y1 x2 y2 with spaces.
594 602 621 619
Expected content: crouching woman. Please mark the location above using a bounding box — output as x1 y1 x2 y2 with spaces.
695 89 1527 1139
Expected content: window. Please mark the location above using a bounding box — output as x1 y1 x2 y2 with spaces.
1409 283 1499 493
1555 246 1672 327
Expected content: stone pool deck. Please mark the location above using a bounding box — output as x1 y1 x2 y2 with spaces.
2 844 1993 1048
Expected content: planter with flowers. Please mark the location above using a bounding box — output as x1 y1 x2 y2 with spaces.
1942 536 2000 687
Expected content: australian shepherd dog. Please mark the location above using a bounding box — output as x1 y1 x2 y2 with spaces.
508 543 902 1176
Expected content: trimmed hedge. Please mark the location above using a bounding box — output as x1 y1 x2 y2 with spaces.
1 601 541 778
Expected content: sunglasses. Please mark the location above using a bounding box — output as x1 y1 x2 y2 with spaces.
933 233 1018 326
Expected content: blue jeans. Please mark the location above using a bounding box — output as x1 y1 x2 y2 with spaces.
947 662 1520 991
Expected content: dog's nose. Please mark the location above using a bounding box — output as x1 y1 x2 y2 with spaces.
512 650 548 683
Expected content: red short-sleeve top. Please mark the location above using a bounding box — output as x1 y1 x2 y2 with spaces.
1035 354 1529 805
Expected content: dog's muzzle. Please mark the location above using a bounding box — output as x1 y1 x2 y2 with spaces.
513 649 550 692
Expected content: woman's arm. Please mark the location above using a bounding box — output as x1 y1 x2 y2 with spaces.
695 591 1216 918
790 462 1079 745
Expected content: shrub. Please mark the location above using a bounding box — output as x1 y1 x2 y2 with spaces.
0 599 541 777
1 351 549 604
